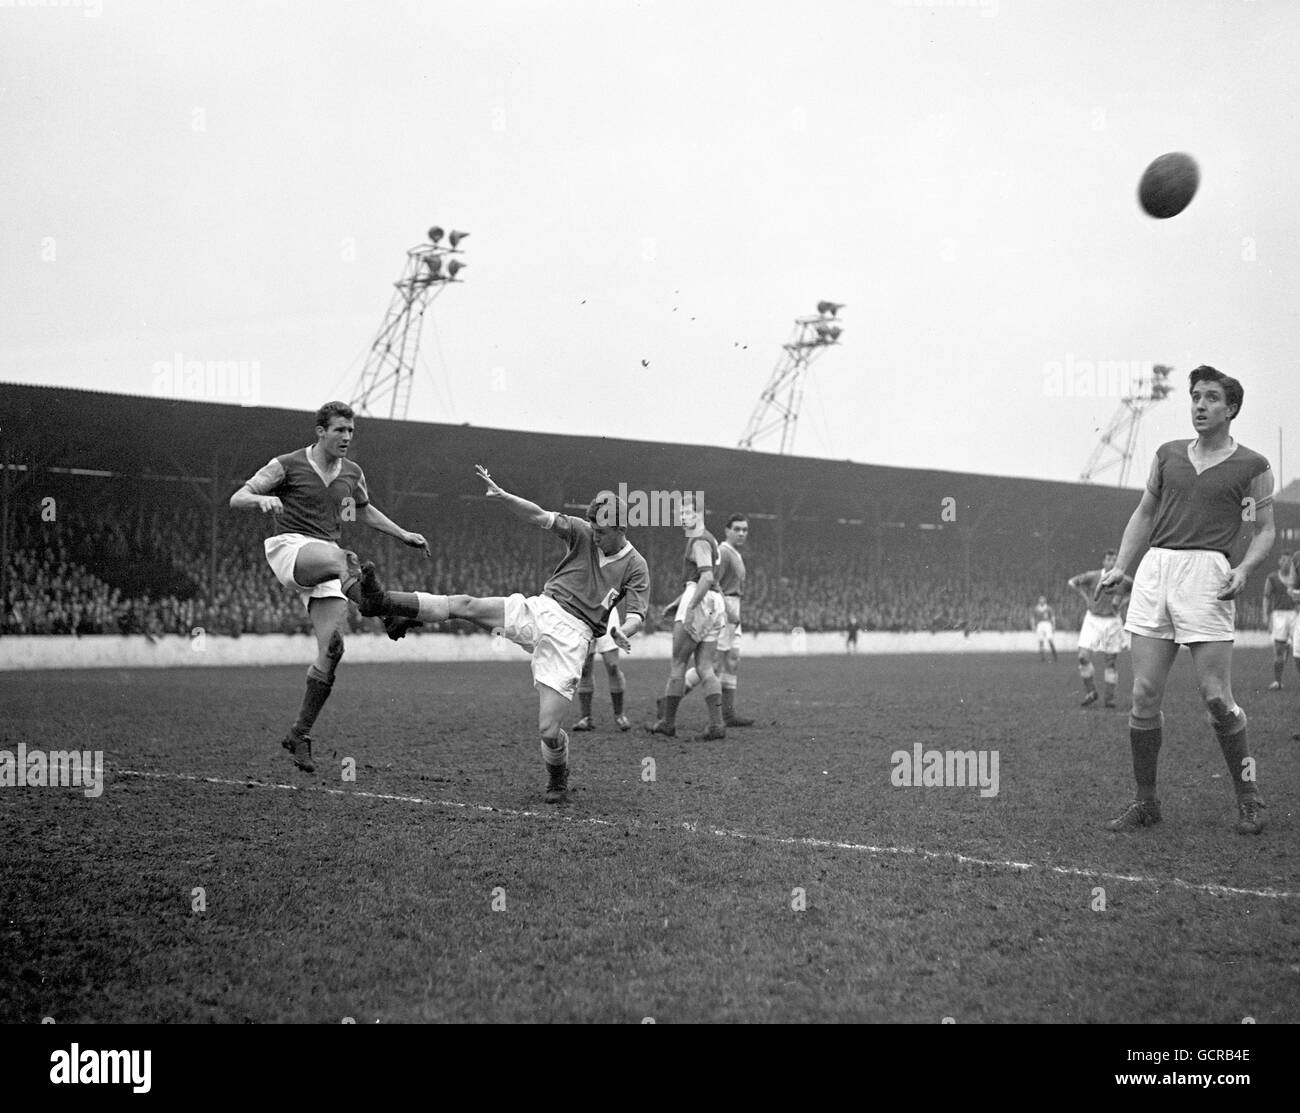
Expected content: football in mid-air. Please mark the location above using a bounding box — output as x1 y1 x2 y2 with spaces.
1138 152 1199 219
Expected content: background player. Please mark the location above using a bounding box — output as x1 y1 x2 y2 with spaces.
846 614 860 654
1068 550 1132 707
230 401 429 772
1032 596 1057 662
649 496 727 741
572 606 631 732
1097 366 1273 835
677 513 756 727
368 469 648 803
1261 551 1296 690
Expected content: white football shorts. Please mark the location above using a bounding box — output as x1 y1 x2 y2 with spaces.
1035 620 1054 641
501 593 594 699
1269 610 1296 645
1077 610 1128 655
717 596 743 653
264 533 347 609
676 586 726 643
1124 547 1235 644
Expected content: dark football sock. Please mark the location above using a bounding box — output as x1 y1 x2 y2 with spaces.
294 669 333 735
1129 713 1162 800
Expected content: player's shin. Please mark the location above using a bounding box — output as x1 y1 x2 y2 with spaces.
608 667 625 716
1128 712 1164 800
1207 700 1256 798
1078 660 1096 694
294 665 333 737
701 672 724 729
382 591 450 621
1103 667 1118 704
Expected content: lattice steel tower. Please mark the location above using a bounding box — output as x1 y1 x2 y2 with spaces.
1080 363 1175 486
738 302 845 454
352 225 469 421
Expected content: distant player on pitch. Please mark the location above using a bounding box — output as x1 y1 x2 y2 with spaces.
1032 596 1057 662
1067 550 1132 707
1261 552 1296 690
676 514 756 727
365 468 649 803
1097 366 1273 835
230 401 429 773
572 607 631 732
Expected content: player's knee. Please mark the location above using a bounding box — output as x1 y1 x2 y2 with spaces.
607 665 625 689
327 629 345 663
1203 693 1233 721
1131 677 1161 711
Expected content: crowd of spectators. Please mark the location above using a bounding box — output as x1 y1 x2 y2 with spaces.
0 483 1271 637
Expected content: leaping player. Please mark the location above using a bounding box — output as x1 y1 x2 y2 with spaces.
230 401 429 773
1032 596 1057 663
1067 550 1132 707
363 469 649 803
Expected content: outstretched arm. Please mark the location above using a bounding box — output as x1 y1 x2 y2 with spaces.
357 503 429 557
475 465 552 527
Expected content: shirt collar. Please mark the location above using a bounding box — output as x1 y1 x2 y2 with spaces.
598 541 632 567
305 445 343 485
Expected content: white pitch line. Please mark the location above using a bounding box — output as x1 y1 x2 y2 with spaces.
113 768 1299 901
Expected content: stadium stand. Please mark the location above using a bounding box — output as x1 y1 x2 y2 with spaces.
2 384 1296 637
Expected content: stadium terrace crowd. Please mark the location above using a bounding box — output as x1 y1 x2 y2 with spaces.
0 486 1273 636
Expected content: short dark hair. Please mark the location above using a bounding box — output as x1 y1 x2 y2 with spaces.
1188 366 1243 419
726 514 749 529
1103 549 1117 559
315 401 355 430
588 489 629 530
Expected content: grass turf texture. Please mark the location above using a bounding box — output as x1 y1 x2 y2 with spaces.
1 652 1297 1023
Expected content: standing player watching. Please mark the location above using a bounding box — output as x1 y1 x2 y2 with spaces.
1068 550 1132 708
1261 552 1296 690
230 401 429 773
1097 367 1274 835
678 514 756 727
366 469 648 803
846 614 860 654
648 497 727 741
572 607 632 733
1032 596 1058 663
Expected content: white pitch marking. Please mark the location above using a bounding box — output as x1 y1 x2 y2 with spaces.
112 768 1299 901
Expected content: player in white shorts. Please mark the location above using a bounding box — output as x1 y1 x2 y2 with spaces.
1032 597 1057 663
230 401 428 773
366 469 649 803
1097 366 1274 835
1068 550 1132 708
677 514 756 727
572 608 632 732
1261 552 1296 690
648 496 728 741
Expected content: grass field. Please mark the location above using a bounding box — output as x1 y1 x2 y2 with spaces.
2 650 1297 1024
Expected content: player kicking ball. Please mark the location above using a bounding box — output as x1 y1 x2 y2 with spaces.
365 468 648 803
1097 367 1273 835
572 608 632 733
230 401 429 773
1067 550 1131 707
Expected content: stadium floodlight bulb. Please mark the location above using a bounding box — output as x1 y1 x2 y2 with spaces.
428 226 445 244
447 259 465 279
425 255 443 277
449 230 470 249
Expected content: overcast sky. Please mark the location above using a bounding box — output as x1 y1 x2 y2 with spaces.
2 0 1298 488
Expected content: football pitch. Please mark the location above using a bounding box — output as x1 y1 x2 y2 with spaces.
2 651 1296 1024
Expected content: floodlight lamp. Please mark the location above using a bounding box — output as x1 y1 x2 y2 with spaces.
449 230 470 249
428 226 445 244
447 259 465 279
